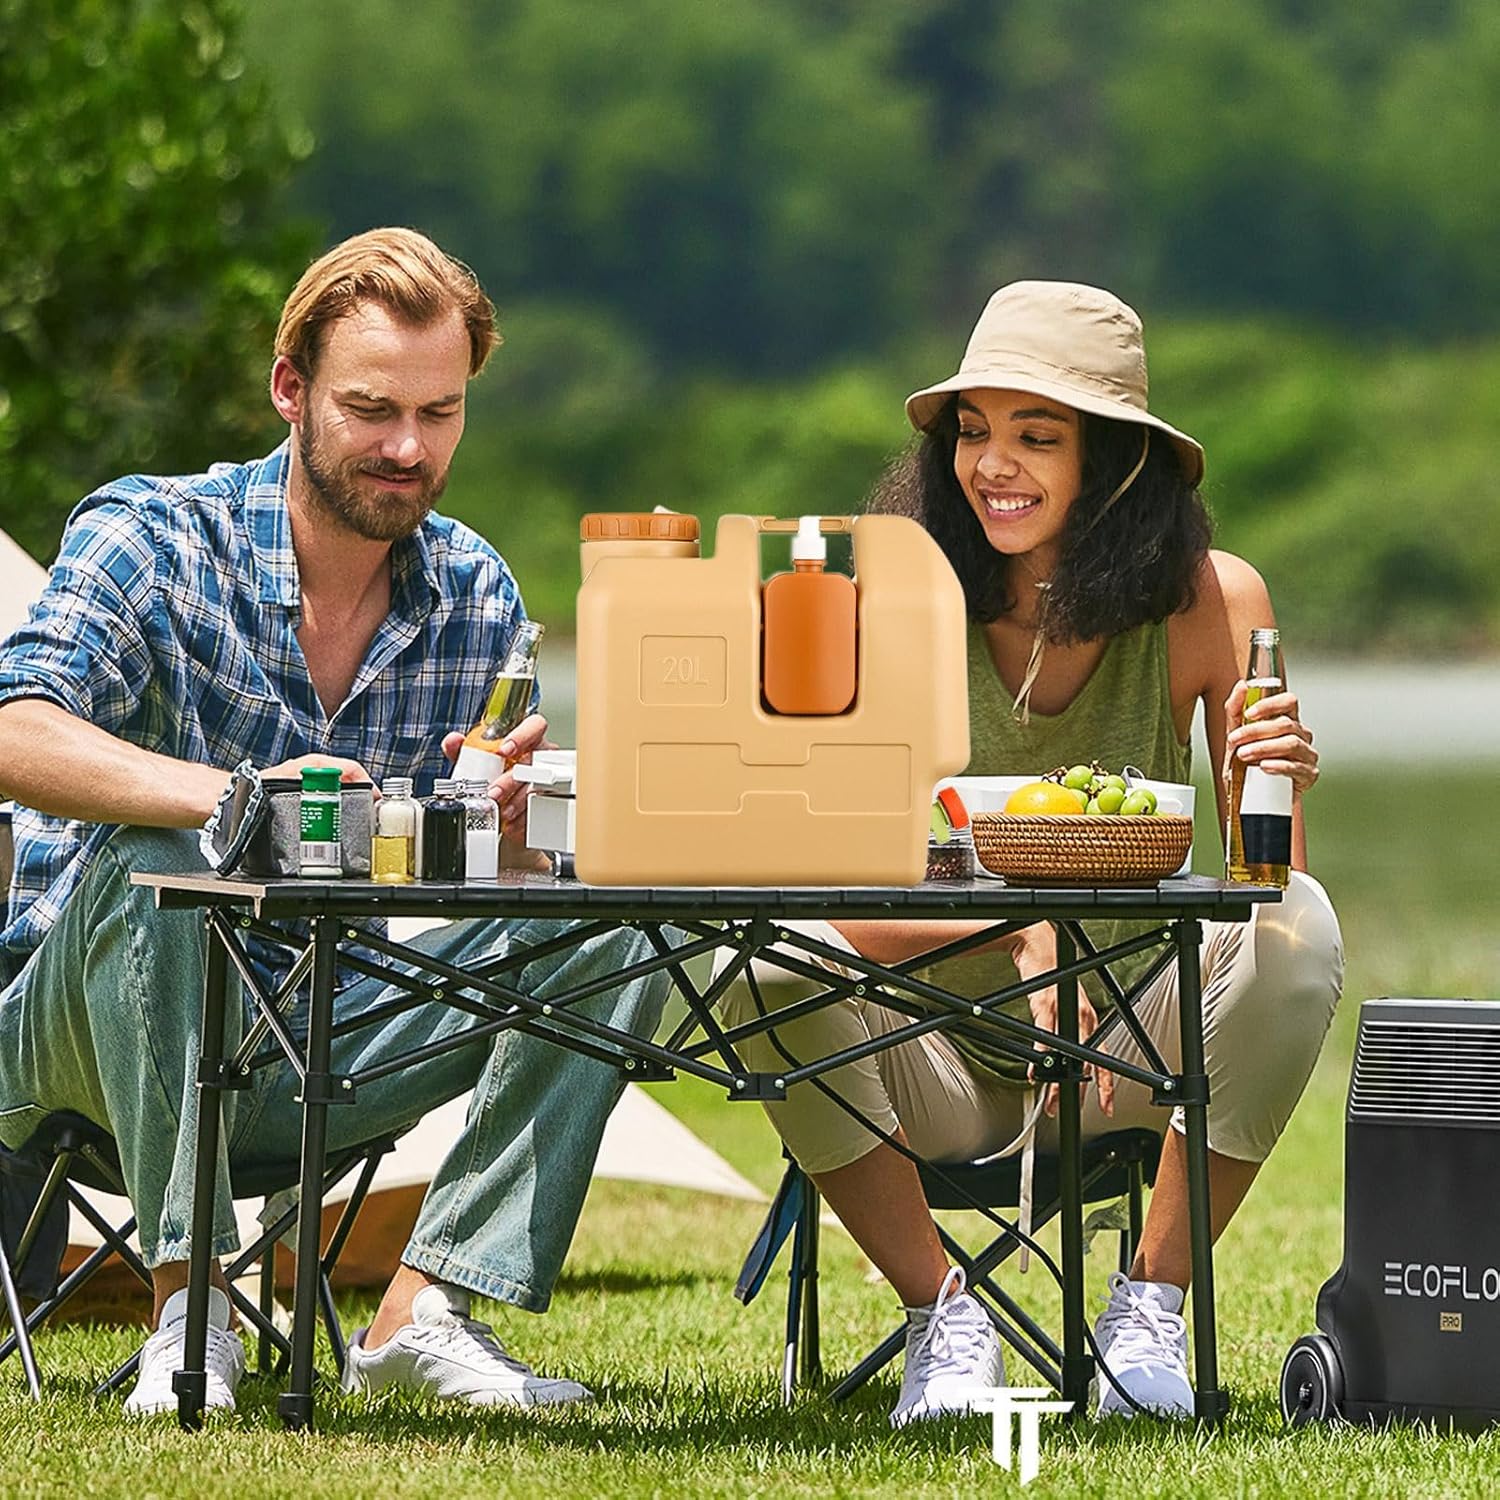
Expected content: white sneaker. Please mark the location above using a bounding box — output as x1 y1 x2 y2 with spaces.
1094 1272 1193 1418
889 1266 1005 1427
342 1284 592 1408
123 1285 246 1418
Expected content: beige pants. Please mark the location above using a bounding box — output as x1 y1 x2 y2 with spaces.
716 872 1344 1175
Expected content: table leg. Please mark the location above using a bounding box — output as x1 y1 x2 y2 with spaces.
798 1197 821 1388
175 912 229 1430
279 915 338 1431
1176 917 1227 1423
1054 925 1092 1413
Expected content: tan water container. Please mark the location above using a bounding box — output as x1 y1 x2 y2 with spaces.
574 512 969 886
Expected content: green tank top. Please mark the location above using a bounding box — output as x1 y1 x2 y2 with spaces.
921 618 1192 1084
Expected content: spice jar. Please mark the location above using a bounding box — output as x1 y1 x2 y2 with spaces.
372 776 418 884
421 779 467 881
925 825 975 881
298 766 343 878
925 786 974 881
458 778 500 880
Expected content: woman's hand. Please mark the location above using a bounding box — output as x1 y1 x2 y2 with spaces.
1222 679 1319 796
1014 924 1114 1118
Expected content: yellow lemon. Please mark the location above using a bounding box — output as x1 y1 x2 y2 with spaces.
1003 781 1088 815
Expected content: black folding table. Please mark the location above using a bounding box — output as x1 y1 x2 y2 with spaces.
133 869 1279 1431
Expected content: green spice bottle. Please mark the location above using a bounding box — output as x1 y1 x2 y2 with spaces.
299 766 344 878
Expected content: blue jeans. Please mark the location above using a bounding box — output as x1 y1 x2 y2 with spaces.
0 828 670 1312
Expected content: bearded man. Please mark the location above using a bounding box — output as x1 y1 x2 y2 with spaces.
0 229 668 1416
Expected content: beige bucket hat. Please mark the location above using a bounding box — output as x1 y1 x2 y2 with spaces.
905 280 1205 486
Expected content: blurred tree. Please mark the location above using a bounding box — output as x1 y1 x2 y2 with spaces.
245 0 937 373
0 0 313 562
1361 0 1500 329
1107 0 1500 333
877 0 1132 330
84 0 1497 651
1106 3 1363 321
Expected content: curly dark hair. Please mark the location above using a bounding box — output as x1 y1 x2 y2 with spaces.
867 396 1213 644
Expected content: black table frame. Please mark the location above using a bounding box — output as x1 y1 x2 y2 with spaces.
134 870 1279 1432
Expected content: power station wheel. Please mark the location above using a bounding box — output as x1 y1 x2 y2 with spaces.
1280 1334 1344 1426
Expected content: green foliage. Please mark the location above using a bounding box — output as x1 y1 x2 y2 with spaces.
441 336 917 631
5 1 1499 653
1152 323 1500 651
1081 0 1500 331
245 0 936 373
245 0 1500 353
442 313 1500 653
0 0 313 560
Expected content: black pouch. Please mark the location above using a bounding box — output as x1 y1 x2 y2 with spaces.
202 762 374 878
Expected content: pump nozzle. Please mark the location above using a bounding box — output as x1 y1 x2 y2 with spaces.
791 514 826 565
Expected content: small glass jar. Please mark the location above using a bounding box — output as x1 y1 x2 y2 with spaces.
421 779 467 881
372 776 418 884
925 824 975 881
458 778 500 880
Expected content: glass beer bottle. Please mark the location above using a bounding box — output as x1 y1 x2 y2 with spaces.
453 620 546 782
1226 628 1292 887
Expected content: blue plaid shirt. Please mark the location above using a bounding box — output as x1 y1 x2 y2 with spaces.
0 442 534 984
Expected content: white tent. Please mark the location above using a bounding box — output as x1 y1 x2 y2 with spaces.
0 528 47 639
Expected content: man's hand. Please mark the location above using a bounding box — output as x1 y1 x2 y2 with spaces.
442 710 552 835
261 753 378 788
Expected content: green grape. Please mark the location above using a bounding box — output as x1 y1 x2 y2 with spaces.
1095 784 1126 814
1085 797 1106 815
1062 764 1094 793
1102 773 1128 792
1119 789 1156 816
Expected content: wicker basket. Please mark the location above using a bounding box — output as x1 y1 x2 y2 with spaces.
972 813 1194 885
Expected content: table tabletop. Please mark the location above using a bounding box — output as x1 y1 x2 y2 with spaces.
134 869 1281 923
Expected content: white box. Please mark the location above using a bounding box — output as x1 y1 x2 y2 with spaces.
519 751 577 855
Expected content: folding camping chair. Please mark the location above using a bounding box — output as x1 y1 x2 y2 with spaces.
0 1110 395 1401
737 1128 1161 1402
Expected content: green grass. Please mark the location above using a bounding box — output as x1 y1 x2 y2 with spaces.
3 767 1498 1496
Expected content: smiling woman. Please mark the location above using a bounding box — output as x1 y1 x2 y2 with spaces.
719 279 1346 1427
952 392 1083 568
885 399 1209 703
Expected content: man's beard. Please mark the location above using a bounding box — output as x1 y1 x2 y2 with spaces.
296 421 447 542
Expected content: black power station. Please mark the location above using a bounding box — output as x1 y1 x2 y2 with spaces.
1282 998 1500 1430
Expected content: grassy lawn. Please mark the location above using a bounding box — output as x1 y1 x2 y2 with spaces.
2 767 1497 1496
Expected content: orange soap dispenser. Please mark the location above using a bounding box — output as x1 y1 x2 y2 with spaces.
762 514 858 715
